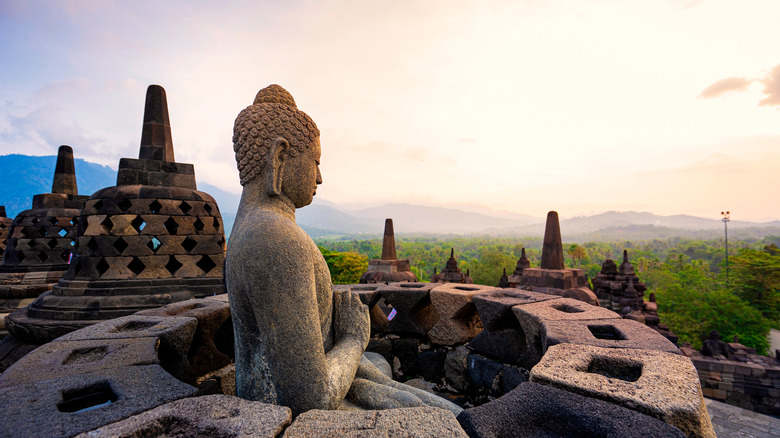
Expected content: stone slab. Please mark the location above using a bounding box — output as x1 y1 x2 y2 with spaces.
457 381 686 438
428 283 487 345
530 343 715 438
543 318 681 355
0 337 159 388
0 364 197 438
282 407 468 437
76 394 291 438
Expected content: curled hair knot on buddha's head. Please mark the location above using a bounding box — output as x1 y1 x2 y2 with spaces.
233 84 320 185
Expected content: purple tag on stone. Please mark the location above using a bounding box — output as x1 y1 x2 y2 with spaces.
387 308 397 321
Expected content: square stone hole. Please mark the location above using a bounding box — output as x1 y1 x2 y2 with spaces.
62 346 109 365
586 355 642 382
551 303 585 314
454 286 479 291
587 324 628 341
57 381 117 413
399 283 425 288
109 320 158 333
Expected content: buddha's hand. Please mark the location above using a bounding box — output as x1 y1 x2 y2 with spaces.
333 289 370 349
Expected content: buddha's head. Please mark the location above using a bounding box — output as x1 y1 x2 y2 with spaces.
233 85 322 207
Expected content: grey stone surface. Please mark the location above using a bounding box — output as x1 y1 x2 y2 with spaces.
531 343 715 438
705 397 780 438
76 394 291 438
469 289 557 366
457 381 686 438
543 317 681 355
364 351 392 379
283 407 468 437
136 298 233 380
428 283 487 345
378 282 439 335
0 364 197 438
0 337 159 388
445 345 471 393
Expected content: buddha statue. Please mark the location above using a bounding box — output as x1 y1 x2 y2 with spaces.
226 85 461 416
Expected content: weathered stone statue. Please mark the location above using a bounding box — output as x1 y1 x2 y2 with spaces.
226 85 461 416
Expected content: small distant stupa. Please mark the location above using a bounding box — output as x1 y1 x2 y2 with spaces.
431 248 472 284
592 250 678 344
359 218 418 283
0 146 89 338
504 211 598 305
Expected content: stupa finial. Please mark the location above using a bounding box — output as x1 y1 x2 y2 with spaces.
381 218 397 260
138 85 174 162
540 211 564 269
51 145 77 195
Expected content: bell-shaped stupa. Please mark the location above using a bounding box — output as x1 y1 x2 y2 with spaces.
431 248 473 284
0 207 13 259
0 146 88 338
7 85 226 344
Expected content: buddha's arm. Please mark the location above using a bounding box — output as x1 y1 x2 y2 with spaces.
323 289 370 404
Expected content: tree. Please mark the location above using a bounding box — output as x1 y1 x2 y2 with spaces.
319 247 368 284
568 244 587 268
729 248 780 326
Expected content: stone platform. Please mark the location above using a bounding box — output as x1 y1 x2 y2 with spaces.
0 283 718 437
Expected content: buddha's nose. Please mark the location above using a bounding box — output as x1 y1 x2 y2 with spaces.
316 167 322 185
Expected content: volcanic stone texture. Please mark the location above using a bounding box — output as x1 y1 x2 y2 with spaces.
0 364 197 438
427 283 487 345
530 343 716 438
283 407 468 437
76 395 291 438
457 382 686 438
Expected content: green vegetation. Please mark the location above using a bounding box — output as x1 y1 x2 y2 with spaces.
318 235 780 355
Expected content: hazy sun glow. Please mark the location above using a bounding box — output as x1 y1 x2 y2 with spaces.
1 0 779 221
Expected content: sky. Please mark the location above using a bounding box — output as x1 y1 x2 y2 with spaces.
1 0 779 222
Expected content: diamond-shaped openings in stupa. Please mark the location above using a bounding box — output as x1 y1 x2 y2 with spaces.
149 200 162 214
165 255 183 275
194 218 204 233
96 259 109 276
113 237 129 254
196 255 217 274
181 237 197 253
203 204 212 215
117 199 132 212
163 217 178 235
130 216 146 233
58 228 68 237
47 239 58 250
37 252 48 263
100 216 113 234
127 256 146 276
178 201 192 214
147 236 162 253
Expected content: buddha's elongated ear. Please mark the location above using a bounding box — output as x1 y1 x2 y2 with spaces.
266 137 288 197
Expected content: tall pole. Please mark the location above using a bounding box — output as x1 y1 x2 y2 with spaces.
721 211 730 288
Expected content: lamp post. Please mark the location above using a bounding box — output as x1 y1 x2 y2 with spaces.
721 211 730 288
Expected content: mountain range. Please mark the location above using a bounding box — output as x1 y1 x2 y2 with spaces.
2 153 778 241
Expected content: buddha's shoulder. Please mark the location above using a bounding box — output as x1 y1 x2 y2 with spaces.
230 210 314 252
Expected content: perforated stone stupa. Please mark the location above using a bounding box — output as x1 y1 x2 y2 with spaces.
505 211 598 305
359 218 418 283
0 146 88 338
0 207 12 259
6 85 226 344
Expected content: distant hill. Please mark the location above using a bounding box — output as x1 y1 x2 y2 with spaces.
0 154 116 218
2 155 778 242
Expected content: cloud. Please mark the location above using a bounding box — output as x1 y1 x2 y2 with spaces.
699 77 752 98
759 63 780 106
